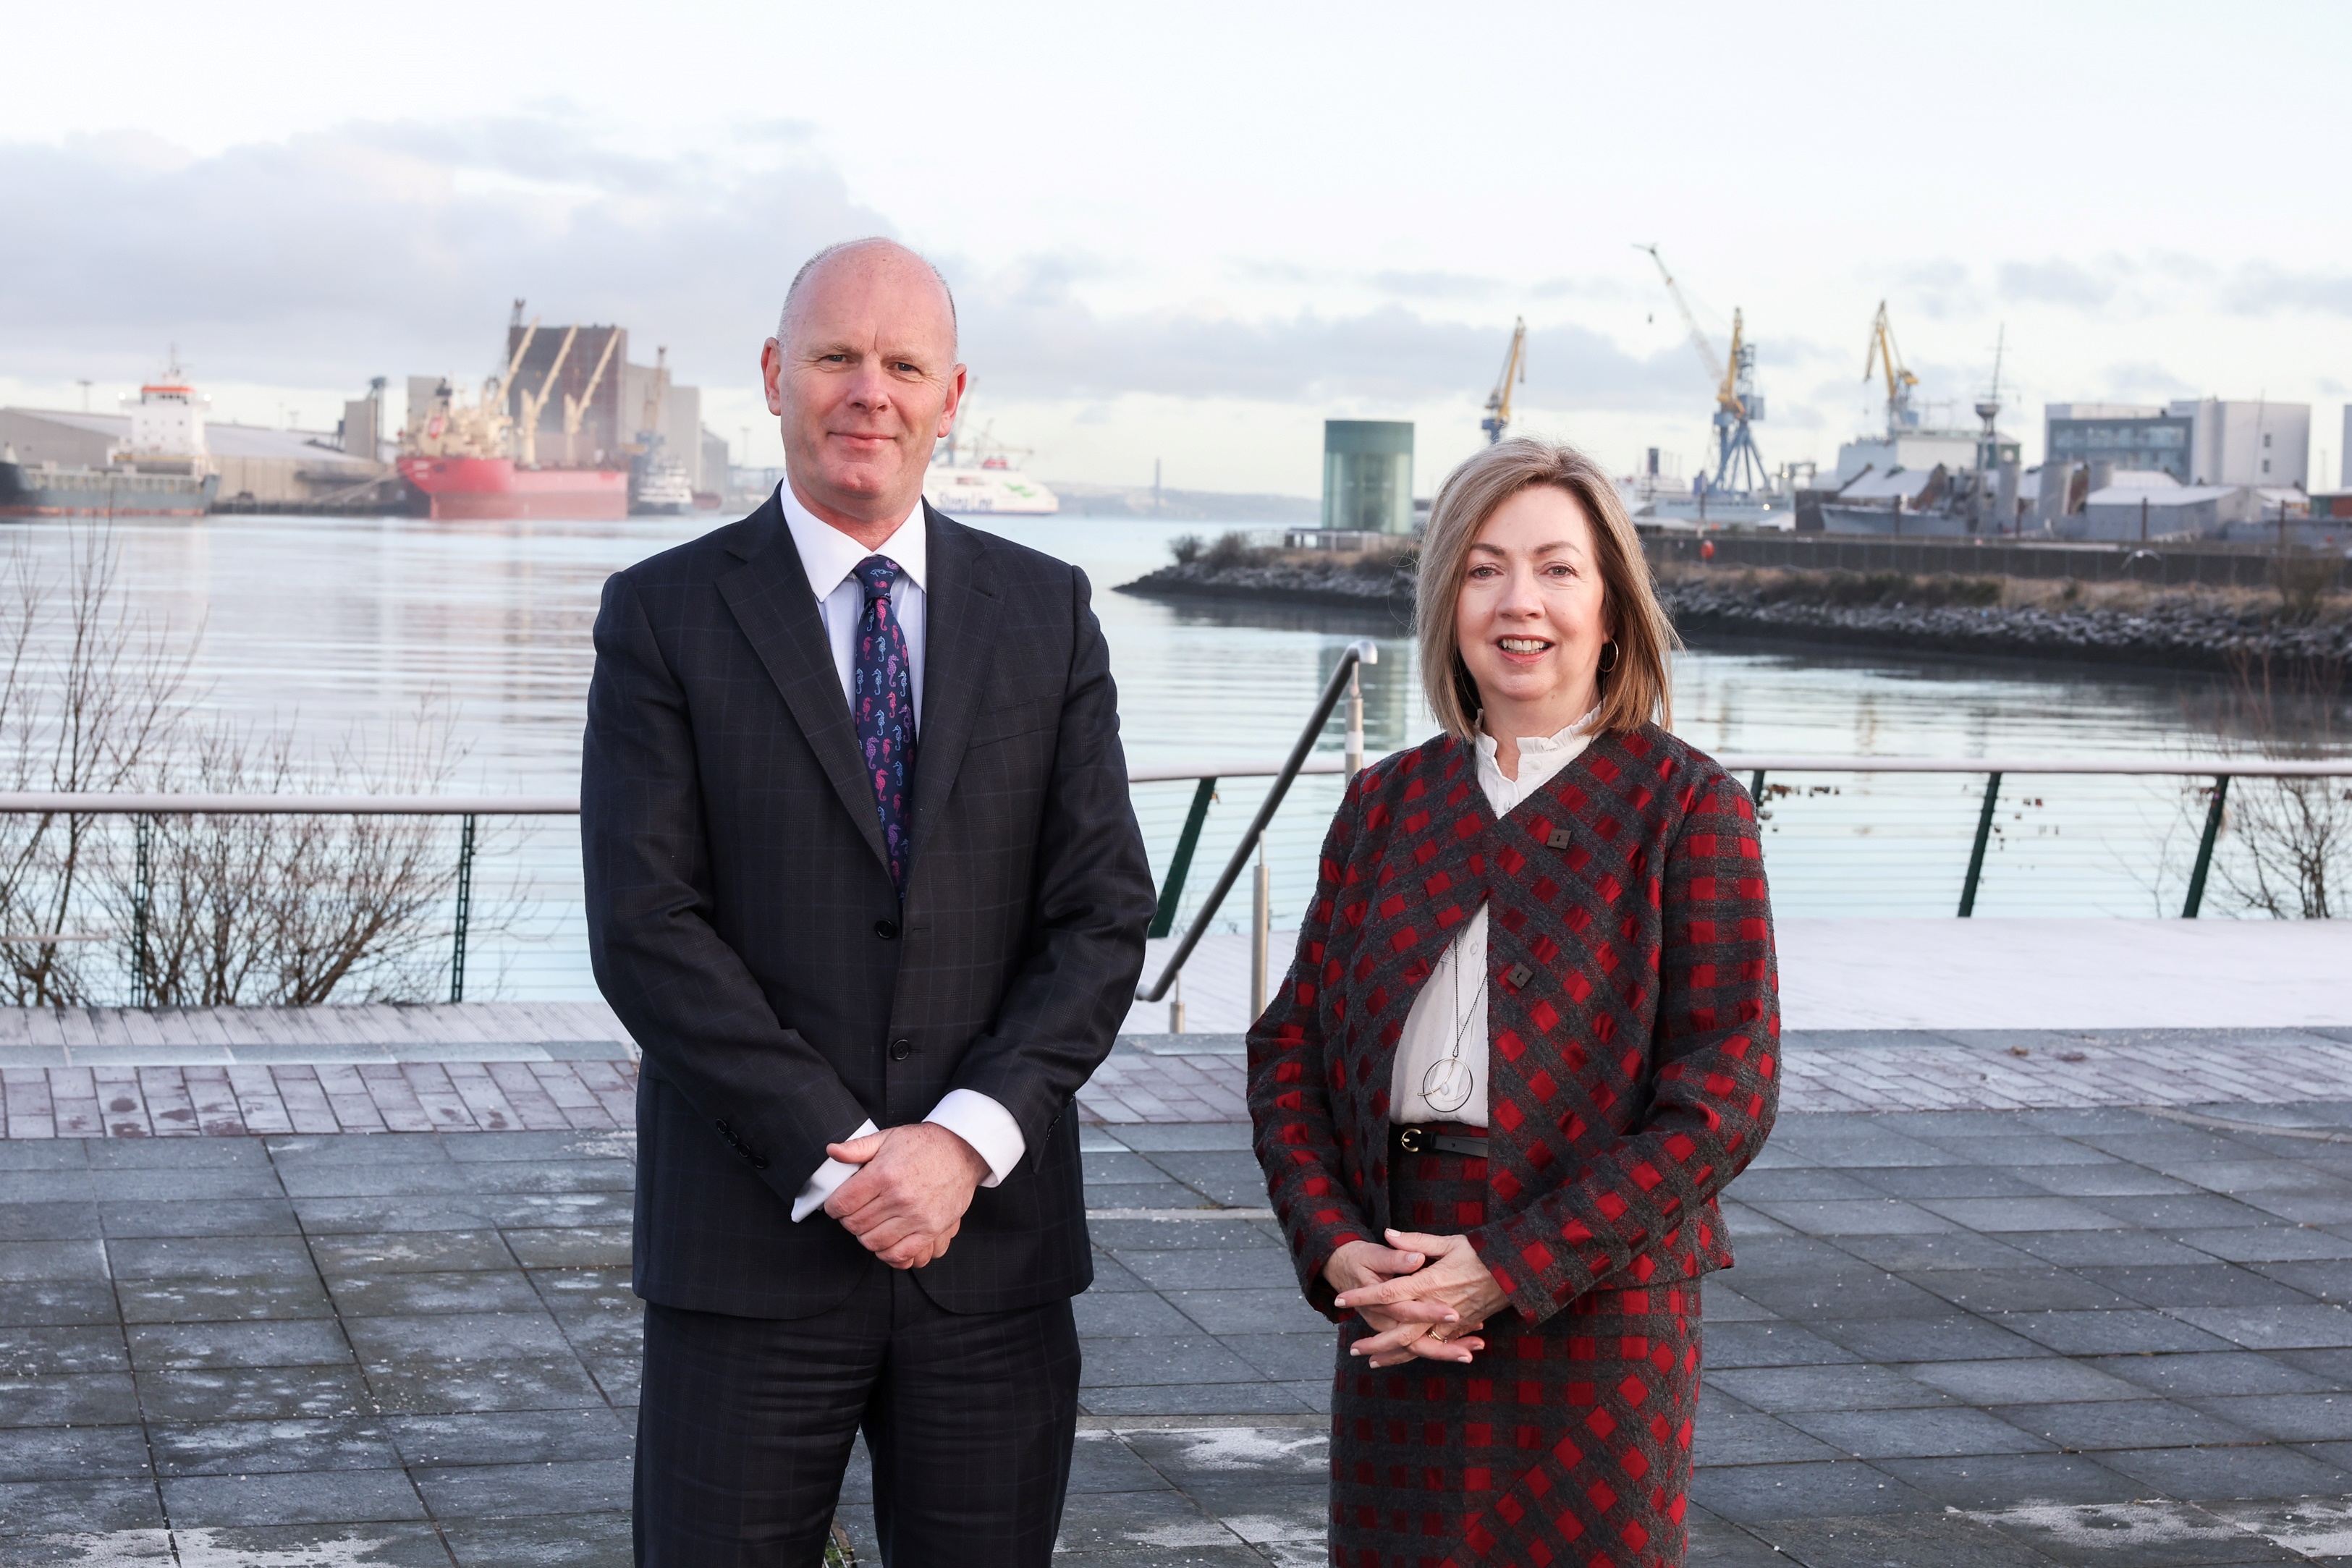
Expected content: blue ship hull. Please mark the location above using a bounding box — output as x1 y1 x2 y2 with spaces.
0 462 219 518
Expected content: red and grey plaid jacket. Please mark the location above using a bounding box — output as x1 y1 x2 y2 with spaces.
1246 724 1780 1326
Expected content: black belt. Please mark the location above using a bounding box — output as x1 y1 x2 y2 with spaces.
1392 1124 1489 1158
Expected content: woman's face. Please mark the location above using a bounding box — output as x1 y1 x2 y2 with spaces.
1453 485 1612 729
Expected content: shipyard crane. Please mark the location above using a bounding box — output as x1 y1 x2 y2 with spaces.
1864 300 1921 433
633 346 672 454
1481 318 1527 444
483 304 538 428
1636 244 1768 496
512 324 578 468
562 329 622 465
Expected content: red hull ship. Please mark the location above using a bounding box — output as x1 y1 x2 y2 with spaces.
398 456 627 522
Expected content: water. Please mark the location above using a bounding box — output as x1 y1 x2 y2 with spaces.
5 512 2340 1001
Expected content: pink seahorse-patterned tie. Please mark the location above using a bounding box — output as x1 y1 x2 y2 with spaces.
852 556 917 891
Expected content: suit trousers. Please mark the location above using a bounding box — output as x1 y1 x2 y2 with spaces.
634 1261 1081 1567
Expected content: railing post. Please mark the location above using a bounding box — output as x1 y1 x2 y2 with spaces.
2183 774 2228 918
131 815 153 1009
1748 769 1765 805
1147 779 1217 940
448 813 477 1004
1345 663 1365 779
1250 845 1269 1022
1958 772 2002 917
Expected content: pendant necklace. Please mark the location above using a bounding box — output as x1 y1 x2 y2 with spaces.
1419 938 1484 1114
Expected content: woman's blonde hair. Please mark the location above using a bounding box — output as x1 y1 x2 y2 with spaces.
1415 437 1678 739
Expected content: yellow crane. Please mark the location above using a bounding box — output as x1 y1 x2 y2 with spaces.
1636 244 1767 493
512 324 578 468
1481 318 1527 444
1864 300 1920 433
562 329 622 465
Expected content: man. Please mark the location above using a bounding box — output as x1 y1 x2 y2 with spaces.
583 237 1154 1567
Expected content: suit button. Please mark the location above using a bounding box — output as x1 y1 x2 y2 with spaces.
889 1038 913 1061
874 919 899 941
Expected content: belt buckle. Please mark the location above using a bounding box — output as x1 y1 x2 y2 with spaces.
1396 1126 1429 1156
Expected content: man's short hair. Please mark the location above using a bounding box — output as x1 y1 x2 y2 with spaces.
776 239 958 352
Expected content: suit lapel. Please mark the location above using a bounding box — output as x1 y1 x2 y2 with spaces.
715 498 890 875
906 505 999 876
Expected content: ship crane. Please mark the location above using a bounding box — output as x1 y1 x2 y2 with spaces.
562 330 621 465
512 324 578 469
1481 318 1527 444
1864 301 1921 433
1636 244 1769 497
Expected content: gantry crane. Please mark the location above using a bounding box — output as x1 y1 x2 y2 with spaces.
1481 318 1527 444
1636 245 1769 496
1864 301 1921 434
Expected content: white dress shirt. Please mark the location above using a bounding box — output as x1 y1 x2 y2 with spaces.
776 480 1026 1221
1389 712 1596 1128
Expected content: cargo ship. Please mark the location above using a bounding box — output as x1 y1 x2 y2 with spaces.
398 307 630 522
0 452 218 518
396 454 626 522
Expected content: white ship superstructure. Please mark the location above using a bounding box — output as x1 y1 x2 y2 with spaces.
924 457 1059 517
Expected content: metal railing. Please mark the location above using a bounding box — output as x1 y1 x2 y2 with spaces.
1 718 2347 1007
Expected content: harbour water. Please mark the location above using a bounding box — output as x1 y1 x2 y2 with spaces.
7 509 2340 1001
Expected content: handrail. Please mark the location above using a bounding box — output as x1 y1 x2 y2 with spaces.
1135 640 1379 1004
0 755 2341 820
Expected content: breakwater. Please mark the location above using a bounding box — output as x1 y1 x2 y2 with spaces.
1116 554 2352 673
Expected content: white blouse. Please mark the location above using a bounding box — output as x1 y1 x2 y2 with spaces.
1389 713 1596 1127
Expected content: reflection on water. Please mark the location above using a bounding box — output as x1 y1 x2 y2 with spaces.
0 510 2338 999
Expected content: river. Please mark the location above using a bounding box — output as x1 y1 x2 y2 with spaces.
7 509 2337 1001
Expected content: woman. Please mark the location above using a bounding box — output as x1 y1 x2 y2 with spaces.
1247 438 1778 1568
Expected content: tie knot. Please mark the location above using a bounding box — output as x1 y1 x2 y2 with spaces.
855 556 900 601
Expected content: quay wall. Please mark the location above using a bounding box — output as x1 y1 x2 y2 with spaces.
1117 556 2352 674
1641 532 2352 591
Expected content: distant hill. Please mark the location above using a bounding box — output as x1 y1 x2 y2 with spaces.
1044 480 1319 522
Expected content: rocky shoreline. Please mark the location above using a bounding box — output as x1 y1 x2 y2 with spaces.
1117 558 2352 673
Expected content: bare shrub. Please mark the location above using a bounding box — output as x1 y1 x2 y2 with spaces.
110 703 523 1006
1201 530 1274 572
1168 533 1206 566
0 525 517 1006
2201 653 2352 920
0 530 194 1003
2272 550 2343 627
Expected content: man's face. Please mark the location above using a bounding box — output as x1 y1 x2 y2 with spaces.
762 249 965 526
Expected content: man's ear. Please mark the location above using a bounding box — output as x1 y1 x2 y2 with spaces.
761 339 786 416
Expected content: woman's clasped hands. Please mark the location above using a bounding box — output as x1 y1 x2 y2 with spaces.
1325 1228 1513 1369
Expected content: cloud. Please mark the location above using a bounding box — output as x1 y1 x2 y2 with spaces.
2222 263 2352 317
0 119 884 391
1997 257 2116 308
959 259 1696 410
0 118 1706 418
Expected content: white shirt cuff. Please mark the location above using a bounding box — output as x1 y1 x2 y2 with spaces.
925 1088 1025 1188
791 1118 879 1222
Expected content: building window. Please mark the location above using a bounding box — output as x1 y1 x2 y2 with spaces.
2262 433 2272 448
2262 459 2271 474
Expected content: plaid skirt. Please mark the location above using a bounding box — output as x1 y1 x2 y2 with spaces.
1327 1132 1702 1568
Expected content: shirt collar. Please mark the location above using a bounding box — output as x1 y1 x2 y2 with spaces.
1473 705 1599 760
776 478 928 599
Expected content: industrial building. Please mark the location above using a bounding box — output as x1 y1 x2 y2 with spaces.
2045 399 2309 489
0 403 386 509
1321 420 1414 534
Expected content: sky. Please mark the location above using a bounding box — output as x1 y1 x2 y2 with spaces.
6 0 2351 496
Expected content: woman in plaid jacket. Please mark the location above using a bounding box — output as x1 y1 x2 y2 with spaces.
1247 438 1780 1568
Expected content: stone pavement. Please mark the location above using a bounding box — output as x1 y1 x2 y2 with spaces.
7 1089 2352 1564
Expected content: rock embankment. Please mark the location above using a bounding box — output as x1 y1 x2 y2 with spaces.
1117 556 2352 671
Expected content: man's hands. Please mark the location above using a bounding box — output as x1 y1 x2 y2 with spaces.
1329 1229 1511 1368
823 1123 991 1270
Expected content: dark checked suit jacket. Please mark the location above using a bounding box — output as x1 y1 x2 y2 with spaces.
583 491 1155 1320
1246 725 1780 1325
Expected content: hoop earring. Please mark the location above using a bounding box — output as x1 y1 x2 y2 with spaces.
1596 640 1620 674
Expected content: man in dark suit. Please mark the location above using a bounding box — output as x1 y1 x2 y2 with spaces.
583 237 1154 1567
